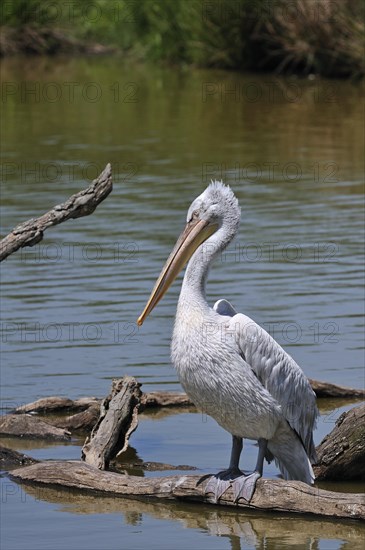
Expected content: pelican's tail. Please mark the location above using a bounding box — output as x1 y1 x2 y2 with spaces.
267 423 315 485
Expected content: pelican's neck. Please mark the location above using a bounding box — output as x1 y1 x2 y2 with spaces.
178 225 235 315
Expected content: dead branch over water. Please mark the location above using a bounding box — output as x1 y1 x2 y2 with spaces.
0 163 112 261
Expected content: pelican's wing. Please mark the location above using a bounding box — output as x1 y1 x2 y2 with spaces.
213 299 238 317
229 313 318 462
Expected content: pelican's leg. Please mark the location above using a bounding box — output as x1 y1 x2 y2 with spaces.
231 438 267 503
204 436 244 502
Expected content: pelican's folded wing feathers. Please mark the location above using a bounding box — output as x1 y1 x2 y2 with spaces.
228 312 318 463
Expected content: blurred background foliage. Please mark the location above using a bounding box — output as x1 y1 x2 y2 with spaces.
1 0 364 78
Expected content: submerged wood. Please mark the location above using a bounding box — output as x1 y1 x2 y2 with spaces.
141 391 192 408
14 396 100 415
10 460 365 520
0 446 38 470
315 403 365 481
3 385 365 517
0 414 71 441
0 163 112 261
309 379 365 399
81 377 142 469
51 404 100 432
10 377 364 418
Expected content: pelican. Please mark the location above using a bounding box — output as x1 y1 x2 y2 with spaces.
137 182 318 502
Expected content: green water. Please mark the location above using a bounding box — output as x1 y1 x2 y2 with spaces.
1 56 364 549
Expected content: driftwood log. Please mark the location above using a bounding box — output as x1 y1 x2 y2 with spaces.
309 379 365 399
0 445 38 470
3 377 364 519
10 460 365 520
14 396 100 414
0 414 71 441
0 163 112 261
315 403 365 481
81 377 141 469
10 377 364 420
3 378 363 440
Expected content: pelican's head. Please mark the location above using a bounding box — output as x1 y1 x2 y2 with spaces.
137 181 240 326
186 180 240 233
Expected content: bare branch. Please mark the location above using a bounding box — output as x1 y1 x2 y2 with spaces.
0 163 112 261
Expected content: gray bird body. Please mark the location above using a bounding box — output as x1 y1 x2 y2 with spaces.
171 183 318 484
139 181 318 491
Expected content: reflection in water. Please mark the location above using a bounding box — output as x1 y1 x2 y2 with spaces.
16 483 365 550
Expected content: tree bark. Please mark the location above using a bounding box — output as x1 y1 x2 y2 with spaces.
314 403 365 481
309 379 365 399
141 391 193 408
10 460 365 520
0 163 112 261
14 396 99 414
0 414 70 441
0 446 38 470
81 377 142 469
51 403 100 432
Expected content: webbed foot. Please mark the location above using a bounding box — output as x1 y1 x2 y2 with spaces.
204 467 243 503
204 469 261 503
231 471 261 502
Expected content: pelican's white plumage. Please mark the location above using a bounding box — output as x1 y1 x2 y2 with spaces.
138 181 318 500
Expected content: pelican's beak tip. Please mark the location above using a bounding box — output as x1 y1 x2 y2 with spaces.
137 316 143 327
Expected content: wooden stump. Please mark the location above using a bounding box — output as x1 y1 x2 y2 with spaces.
81 376 142 469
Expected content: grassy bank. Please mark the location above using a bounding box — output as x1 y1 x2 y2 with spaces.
1 0 364 78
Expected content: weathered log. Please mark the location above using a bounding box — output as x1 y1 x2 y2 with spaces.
4 384 365 481
10 460 365 520
10 378 364 419
315 403 365 481
81 377 142 469
0 163 112 261
51 404 100 432
13 396 100 415
15 396 100 414
141 391 192 408
0 414 71 441
116 460 197 472
0 445 38 470
309 379 365 399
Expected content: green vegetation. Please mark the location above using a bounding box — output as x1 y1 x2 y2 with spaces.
1 0 364 77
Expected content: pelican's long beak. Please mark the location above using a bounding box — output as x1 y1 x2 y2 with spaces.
137 218 217 326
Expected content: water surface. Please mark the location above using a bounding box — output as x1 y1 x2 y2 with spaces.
1 56 364 550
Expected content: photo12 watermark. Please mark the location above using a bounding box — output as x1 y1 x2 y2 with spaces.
200 319 339 346
1 321 140 345
202 241 339 264
201 80 340 104
1 161 139 184
1 81 139 104
202 161 339 184
1 1 138 26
